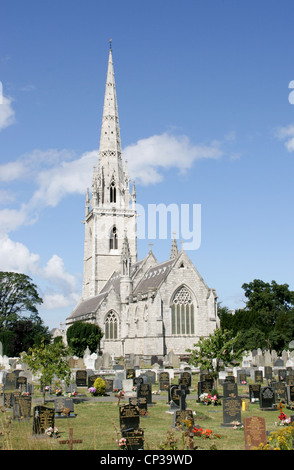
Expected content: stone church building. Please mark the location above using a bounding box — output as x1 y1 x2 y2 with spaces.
65 45 219 361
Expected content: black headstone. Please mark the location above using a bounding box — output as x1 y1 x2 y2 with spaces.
32 405 55 435
221 397 242 427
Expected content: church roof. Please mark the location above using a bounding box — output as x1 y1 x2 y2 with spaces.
66 292 107 321
133 258 175 295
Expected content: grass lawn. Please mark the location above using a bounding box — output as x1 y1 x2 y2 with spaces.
0 384 291 450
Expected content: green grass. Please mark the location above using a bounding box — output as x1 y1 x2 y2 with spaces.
0 387 288 450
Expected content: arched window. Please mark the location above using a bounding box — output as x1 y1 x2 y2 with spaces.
105 311 118 339
110 181 116 203
109 226 118 250
171 286 195 335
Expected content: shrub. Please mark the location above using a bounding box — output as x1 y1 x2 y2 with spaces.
93 378 106 396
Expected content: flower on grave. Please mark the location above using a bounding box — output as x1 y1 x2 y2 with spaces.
55 388 62 396
88 386 96 396
21 392 30 396
241 380 247 385
116 437 127 449
45 426 59 437
199 392 220 406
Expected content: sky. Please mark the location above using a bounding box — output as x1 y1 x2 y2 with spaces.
1 0 294 330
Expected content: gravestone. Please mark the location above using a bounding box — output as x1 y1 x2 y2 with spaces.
172 409 194 428
126 369 135 380
223 382 238 399
273 382 287 402
16 376 27 392
197 378 214 400
237 370 247 384
133 376 144 387
179 371 192 388
143 370 156 385
32 405 55 435
104 378 114 393
129 397 148 416
76 370 87 387
158 372 170 390
121 428 144 450
260 386 275 410
244 416 267 450
221 397 242 427
55 397 75 418
278 369 287 382
249 384 261 402
254 370 263 383
137 383 152 404
4 371 18 390
13 395 31 421
264 366 272 382
65 383 78 395
287 385 294 404
4 391 20 408
119 404 140 432
168 384 180 412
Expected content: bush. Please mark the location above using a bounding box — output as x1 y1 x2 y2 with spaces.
93 378 106 396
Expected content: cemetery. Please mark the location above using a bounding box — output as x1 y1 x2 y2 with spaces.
1 346 294 450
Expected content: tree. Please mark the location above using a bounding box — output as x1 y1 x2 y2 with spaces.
66 321 103 357
0 272 43 329
219 280 294 353
22 340 71 404
187 328 243 382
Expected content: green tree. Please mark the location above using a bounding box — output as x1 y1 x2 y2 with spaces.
187 328 243 382
66 321 103 357
22 340 71 404
0 272 43 328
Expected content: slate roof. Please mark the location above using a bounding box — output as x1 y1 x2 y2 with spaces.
66 292 107 320
133 258 175 295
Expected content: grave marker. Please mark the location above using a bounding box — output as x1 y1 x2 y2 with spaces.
55 397 75 418
13 395 31 421
59 428 83 450
76 370 87 387
119 404 140 432
244 416 267 450
249 384 261 402
260 386 275 410
32 405 55 435
221 397 242 427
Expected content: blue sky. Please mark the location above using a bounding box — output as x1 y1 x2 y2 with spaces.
1 0 294 330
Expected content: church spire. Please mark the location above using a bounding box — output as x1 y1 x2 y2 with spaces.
98 43 122 160
170 235 179 259
93 42 126 208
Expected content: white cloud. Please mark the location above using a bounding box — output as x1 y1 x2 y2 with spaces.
41 254 77 292
0 234 80 312
0 235 40 273
276 123 294 152
0 95 15 130
31 150 97 208
123 132 223 185
41 292 80 310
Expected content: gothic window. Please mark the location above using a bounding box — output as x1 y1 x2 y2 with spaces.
171 286 195 335
105 311 118 339
109 226 118 250
110 181 116 203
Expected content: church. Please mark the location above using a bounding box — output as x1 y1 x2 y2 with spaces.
65 44 219 361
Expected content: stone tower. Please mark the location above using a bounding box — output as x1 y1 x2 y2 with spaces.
82 44 137 298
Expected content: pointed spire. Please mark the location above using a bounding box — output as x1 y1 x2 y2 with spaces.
170 235 179 259
121 232 131 276
99 43 122 158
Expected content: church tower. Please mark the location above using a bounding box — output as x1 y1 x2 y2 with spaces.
82 43 137 298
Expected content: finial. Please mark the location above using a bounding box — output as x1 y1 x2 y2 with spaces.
109 38 112 50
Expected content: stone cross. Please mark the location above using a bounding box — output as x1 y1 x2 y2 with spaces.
59 428 82 450
175 384 187 411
